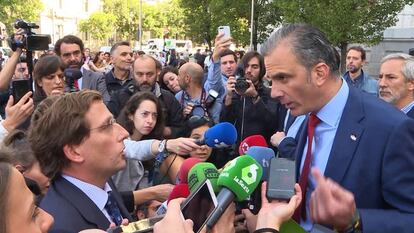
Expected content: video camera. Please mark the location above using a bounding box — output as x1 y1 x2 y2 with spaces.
9 20 51 51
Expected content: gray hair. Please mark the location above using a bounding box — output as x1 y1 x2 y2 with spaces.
381 53 414 81
260 23 340 76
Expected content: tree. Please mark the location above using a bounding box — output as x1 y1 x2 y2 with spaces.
0 0 43 34
79 12 116 42
275 0 412 72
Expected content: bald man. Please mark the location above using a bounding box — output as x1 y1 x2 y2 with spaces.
175 62 222 124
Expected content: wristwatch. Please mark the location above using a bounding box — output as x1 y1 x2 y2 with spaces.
157 139 168 153
335 210 362 233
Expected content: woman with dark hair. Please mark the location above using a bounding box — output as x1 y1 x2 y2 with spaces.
114 92 166 191
33 55 65 104
158 66 181 94
3 130 50 195
88 51 106 73
0 152 54 233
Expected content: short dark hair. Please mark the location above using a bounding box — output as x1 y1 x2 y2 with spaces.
241 51 266 80
159 66 179 90
117 92 165 140
260 23 340 76
29 90 103 179
347 46 366 61
219 49 237 63
110 41 130 55
33 55 66 103
2 130 36 171
54 35 84 56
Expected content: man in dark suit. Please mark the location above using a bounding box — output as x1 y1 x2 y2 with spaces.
29 90 132 232
54 35 110 103
378 53 414 118
261 23 414 233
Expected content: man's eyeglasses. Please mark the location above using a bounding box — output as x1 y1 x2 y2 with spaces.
89 118 117 131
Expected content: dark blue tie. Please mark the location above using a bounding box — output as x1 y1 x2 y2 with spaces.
105 191 123 226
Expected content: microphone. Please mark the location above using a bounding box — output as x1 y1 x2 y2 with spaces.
245 146 275 180
205 155 262 229
245 146 275 214
167 183 190 203
239 135 268 155
63 68 82 80
195 122 237 148
187 162 220 194
178 157 201 184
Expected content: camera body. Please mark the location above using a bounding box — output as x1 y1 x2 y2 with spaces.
235 65 249 94
11 20 51 51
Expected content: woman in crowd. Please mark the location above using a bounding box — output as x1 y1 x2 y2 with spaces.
32 55 65 105
88 51 107 73
3 130 50 195
0 152 54 233
158 66 181 94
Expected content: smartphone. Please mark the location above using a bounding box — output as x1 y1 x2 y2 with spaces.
218 26 231 38
181 179 218 233
266 158 296 200
11 79 31 104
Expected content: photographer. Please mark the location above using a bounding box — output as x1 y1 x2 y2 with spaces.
0 29 24 91
220 51 286 151
175 62 221 125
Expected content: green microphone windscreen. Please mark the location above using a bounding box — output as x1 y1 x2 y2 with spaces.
218 155 263 201
187 162 220 193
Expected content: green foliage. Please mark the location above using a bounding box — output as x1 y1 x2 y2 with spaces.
0 0 43 34
275 0 412 70
179 0 282 48
79 12 116 41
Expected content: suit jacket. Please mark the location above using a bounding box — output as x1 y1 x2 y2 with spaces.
81 69 110 104
292 87 414 233
40 175 132 233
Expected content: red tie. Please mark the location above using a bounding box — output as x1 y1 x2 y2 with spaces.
293 113 321 222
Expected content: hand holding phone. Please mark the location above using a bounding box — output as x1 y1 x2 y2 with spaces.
218 26 231 38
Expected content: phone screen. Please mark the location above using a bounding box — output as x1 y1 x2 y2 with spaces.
181 179 217 233
12 79 31 104
266 158 296 200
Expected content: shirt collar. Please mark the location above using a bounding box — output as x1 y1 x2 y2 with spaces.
61 174 112 211
316 78 349 127
401 100 414 114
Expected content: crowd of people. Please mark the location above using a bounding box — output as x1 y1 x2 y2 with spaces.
0 22 414 233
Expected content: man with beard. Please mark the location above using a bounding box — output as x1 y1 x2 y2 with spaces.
378 53 414 118
54 35 109 102
343 46 378 96
108 55 184 138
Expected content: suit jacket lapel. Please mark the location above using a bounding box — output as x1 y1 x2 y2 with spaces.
54 175 110 229
108 179 132 221
82 69 91 89
294 116 308 180
324 88 365 183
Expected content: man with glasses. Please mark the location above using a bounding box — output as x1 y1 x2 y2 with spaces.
54 35 109 102
29 90 132 232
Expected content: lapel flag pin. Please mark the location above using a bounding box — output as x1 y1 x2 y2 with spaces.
350 134 357 141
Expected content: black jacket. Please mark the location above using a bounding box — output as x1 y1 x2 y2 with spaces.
220 83 286 153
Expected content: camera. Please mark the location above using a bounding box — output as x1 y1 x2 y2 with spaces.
10 20 51 51
234 66 249 94
205 89 219 108
64 68 82 93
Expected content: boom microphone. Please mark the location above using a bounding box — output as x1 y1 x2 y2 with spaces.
239 135 268 155
187 162 220 194
205 155 262 229
195 122 237 148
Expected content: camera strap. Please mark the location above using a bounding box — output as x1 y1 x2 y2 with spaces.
180 88 207 107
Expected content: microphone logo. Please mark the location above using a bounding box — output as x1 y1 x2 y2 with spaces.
213 139 231 148
262 158 269 168
241 164 259 185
